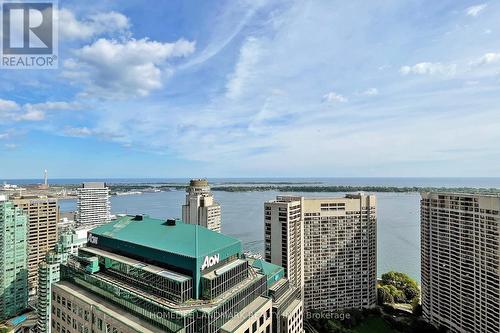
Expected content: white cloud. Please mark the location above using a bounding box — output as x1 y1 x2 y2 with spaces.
323 91 348 103
465 4 487 17
17 110 45 121
0 133 9 139
0 99 79 122
63 38 196 98
473 52 500 66
400 62 457 76
363 88 379 96
4 143 18 149
0 99 20 112
225 37 262 99
58 9 129 41
63 127 93 137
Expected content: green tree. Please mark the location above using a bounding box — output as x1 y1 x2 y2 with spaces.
380 271 419 303
377 285 394 305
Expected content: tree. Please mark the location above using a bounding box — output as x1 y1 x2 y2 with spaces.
380 271 420 303
377 285 394 305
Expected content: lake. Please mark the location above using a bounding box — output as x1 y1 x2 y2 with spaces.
59 190 422 281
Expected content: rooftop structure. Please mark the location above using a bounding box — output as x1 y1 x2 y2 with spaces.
54 215 302 333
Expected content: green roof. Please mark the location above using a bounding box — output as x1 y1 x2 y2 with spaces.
252 259 284 287
89 215 241 259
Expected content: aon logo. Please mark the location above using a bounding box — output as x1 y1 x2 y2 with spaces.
201 254 220 270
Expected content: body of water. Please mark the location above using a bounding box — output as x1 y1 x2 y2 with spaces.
60 190 422 281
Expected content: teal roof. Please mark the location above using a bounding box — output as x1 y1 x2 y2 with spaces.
252 259 284 287
89 215 241 259
252 259 283 276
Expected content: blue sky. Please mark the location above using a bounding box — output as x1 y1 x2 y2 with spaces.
1 0 500 178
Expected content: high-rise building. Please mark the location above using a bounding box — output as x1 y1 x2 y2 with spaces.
182 179 221 232
37 230 87 333
421 192 500 333
12 195 59 294
76 182 110 226
52 214 302 333
264 196 304 291
265 194 377 311
0 195 28 320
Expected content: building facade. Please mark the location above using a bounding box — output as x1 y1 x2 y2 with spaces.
37 230 87 333
264 196 304 291
51 215 302 333
76 182 110 226
0 196 28 320
421 193 500 333
265 194 377 312
182 179 221 232
12 195 58 294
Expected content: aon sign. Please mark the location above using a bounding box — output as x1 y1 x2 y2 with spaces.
88 234 98 245
201 254 220 270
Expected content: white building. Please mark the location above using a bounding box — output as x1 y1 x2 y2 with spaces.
421 192 500 333
265 194 377 311
182 179 221 232
76 182 110 226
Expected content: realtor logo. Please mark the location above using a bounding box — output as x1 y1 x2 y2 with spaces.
1 0 58 68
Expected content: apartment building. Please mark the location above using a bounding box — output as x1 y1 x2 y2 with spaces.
182 179 221 232
0 196 28 320
12 195 58 293
265 194 377 311
264 196 304 291
76 182 110 226
421 192 500 333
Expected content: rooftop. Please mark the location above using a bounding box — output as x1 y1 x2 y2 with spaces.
220 296 271 332
89 215 241 258
54 281 163 333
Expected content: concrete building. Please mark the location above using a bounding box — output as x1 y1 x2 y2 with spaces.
264 196 304 291
265 194 377 311
51 214 302 333
421 193 500 333
12 195 59 294
37 230 87 333
182 179 221 232
76 182 110 226
0 195 28 321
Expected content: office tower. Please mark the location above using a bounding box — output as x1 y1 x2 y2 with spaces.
0 195 28 320
182 179 222 232
264 196 304 291
53 215 302 333
13 195 59 294
421 193 500 333
37 230 87 333
264 194 377 311
76 182 110 226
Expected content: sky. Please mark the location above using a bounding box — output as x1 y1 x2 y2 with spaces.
1 0 500 179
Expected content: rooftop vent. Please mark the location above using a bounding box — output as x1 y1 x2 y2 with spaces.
165 219 176 226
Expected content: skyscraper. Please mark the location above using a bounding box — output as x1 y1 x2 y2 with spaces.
0 195 28 320
76 182 110 226
264 194 377 311
264 196 304 291
12 195 59 294
51 214 302 333
182 179 221 232
421 192 499 333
